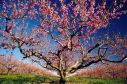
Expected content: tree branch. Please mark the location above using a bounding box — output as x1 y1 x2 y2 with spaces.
103 55 127 63
49 28 64 47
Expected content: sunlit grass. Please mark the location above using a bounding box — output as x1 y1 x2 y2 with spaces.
0 74 58 84
0 74 126 84
66 77 126 84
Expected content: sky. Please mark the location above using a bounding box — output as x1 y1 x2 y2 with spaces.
97 14 127 37
0 0 127 64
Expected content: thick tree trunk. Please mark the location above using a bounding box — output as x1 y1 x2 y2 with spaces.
59 77 66 84
6 69 10 75
59 71 66 84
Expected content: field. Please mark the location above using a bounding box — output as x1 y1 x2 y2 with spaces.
0 75 126 84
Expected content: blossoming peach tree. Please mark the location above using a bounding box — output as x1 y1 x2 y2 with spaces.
0 0 127 83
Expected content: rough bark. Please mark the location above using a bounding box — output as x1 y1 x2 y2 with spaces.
59 76 66 84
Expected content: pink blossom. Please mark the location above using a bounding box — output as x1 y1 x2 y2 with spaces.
7 25 14 31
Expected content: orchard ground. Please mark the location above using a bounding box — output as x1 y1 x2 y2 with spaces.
0 74 126 84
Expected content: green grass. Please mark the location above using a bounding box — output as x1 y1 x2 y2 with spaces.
66 77 126 84
0 75 126 84
0 74 58 84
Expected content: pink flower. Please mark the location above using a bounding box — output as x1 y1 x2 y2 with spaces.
40 24 44 29
73 5 80 16
7 25 14 31
61 5 68 16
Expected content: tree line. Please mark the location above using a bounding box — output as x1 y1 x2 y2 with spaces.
0 54 53 76
76 63 127 79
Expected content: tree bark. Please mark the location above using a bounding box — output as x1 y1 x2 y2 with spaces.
58 70 66 84
6 69 10 75
59 76 66 84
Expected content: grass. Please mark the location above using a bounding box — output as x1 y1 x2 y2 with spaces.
0 74 126 84
66 77 127 84
0 74 58 84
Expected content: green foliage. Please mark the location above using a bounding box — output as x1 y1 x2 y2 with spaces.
0 75 126 84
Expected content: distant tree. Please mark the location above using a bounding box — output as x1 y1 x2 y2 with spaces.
76 66 105 78
105 64 119 78
76 63 127 79
0 54 18 74
0 0 127 83
0 54 53 75
104 63 127 79
0 56 7 74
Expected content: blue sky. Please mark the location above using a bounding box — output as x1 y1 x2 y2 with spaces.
97 14 127 37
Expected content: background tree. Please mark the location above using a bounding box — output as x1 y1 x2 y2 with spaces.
0 54 53 75
0 55 7 74
105 64 119 79
0 54 18 74
76 63 127 79
0 0 127 83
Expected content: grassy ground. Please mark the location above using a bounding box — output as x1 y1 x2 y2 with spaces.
66 77 127 84
0 74 126 84
0 74 58 84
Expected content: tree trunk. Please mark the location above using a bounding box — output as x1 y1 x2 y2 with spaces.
6 69 10 75
59 71 66 84
59 76 66 84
